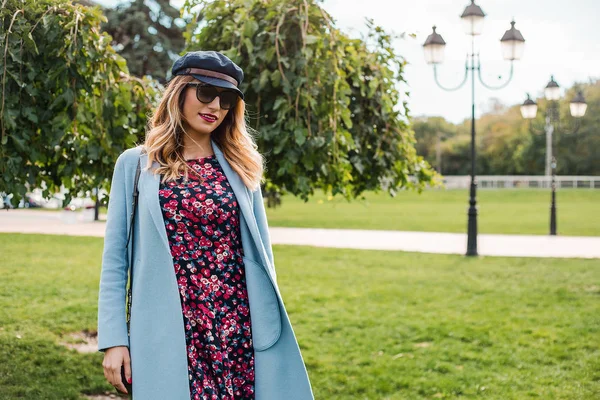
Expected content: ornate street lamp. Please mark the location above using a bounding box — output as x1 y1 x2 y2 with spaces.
500 21 526 61
520 94 538 119
545 75 561 101
423 0 525 256
570 90 588 117
423 26 446 64
520 77 587 235
460 0 485 36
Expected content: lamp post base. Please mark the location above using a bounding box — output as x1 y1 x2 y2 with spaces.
550 156 557 236
466 179 478 256
550 183 557 236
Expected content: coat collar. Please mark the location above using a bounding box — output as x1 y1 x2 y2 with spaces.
138 138 272 278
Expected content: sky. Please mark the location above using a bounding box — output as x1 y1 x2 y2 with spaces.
94 0 600 124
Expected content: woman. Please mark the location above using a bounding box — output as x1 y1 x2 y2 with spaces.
97 51 314 400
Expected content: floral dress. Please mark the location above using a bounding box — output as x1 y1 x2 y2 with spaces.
158 154 255 400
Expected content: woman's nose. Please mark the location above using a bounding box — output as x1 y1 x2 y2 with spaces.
207 95 221 110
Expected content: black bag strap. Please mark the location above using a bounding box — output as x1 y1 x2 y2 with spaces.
125 157 142 334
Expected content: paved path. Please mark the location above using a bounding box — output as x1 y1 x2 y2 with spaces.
1 210 599 259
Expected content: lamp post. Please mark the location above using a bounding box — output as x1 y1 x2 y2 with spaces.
423 0 525 256
520 77 587 235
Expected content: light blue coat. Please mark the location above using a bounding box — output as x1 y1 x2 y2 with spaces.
97 139 315 399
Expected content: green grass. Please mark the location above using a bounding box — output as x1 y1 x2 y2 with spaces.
1 234 599 399
266 189 600 236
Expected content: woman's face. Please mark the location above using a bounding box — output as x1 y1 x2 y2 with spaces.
181 82 232 136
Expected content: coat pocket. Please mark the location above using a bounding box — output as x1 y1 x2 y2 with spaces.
242 256 282 351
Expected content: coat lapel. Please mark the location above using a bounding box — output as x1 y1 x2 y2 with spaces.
210 139 274 275
138 152 171 255
137 140 272 279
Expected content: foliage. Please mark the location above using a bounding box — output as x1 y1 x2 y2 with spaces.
412 116 457 173
414 79 600 176
552 81 600 175
182 0 438 202
0 0 159 206
102 0 189 84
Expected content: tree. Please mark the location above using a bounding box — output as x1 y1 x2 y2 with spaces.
535 79 600 176
102 0 188 84
182 0 438 204
412 116 457 173
410 78 600 176
0 0 158 211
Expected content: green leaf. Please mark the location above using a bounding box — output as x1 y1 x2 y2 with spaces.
313 137 326 148
243 38 254 53
273 97 286 111
23 107 38 123
10 135 27 151
270 70 281 87
26 32 39 55
265 47 276 63
259 69 270 90
273 134 289 155
341 109 353 129
294 127 307 146
243 20 259 37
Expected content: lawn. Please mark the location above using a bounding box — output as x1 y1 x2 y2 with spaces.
265 189 600 236
0 233 599 399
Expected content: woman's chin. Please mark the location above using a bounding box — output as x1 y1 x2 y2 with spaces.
187 124 214 136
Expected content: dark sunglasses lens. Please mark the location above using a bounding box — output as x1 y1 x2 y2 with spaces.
219 92 238 110
196 85 218 103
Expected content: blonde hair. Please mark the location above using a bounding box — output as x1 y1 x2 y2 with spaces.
142 74 265 192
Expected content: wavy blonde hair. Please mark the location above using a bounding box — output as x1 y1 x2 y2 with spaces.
142 74 264 192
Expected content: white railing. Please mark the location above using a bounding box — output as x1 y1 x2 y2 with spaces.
440 175 600 189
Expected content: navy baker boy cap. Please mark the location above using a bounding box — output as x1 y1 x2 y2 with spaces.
171 50 245 100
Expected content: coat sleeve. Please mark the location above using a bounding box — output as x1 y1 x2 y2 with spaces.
97 152 130 352
252 186 277 282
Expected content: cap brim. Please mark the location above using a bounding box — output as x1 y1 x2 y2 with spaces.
190 74 244 100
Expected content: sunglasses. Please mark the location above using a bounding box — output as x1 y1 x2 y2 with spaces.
186 83 239 110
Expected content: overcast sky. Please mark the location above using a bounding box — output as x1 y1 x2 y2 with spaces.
94 0 600 124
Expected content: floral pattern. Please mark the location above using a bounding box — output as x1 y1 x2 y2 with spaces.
158 154 255 400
